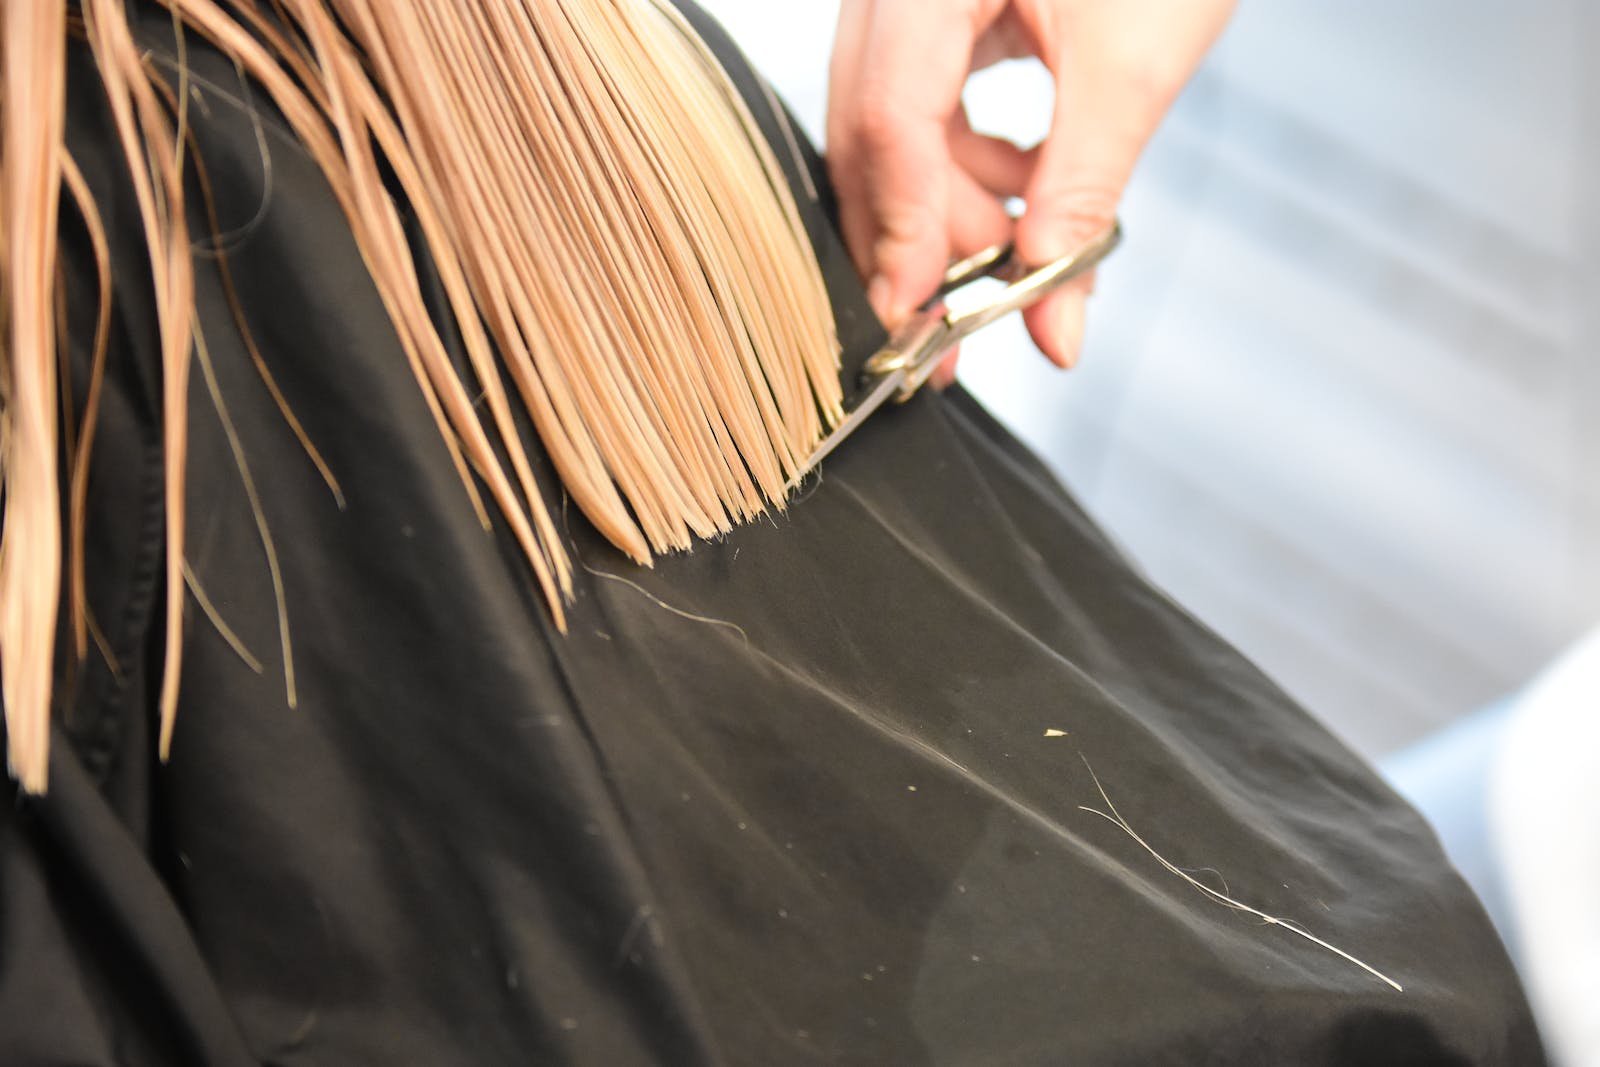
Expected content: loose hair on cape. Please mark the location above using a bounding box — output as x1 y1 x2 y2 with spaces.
0 0 843 792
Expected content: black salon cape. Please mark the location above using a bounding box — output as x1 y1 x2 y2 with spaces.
0 4 1542 1065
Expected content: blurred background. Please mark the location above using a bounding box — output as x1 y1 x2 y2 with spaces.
701 2 1597 1061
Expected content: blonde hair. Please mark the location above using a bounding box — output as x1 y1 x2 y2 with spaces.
1 0 842 792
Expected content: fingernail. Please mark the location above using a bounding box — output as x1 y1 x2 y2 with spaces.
867 274 894 326
1056 292 1086 369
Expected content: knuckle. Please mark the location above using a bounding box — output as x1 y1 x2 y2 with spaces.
850 83 906 153
873 204 938 260
1037 183 1121 233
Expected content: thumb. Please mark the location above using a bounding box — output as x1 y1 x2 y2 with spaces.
1013 1 1233 366
1014 70 1145 367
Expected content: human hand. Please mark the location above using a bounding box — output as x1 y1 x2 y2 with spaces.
826 0 1233 382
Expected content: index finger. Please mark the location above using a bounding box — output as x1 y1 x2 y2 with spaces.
828 0 991 324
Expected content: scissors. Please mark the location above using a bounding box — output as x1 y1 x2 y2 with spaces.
793 220 1122 483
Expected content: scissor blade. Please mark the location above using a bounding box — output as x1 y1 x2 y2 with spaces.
785 369 905 491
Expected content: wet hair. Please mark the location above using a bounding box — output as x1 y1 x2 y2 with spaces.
1 0 842 791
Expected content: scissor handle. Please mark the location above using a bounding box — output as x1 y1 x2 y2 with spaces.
863 220 1122 397
933 243 1017 299
945 220 1122 342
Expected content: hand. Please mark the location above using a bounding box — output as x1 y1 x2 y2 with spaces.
826 0 1233 382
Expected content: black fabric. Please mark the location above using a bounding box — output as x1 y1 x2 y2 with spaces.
0 4 1543 1064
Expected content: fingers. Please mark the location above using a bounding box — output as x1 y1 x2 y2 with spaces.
828 0 999 327
1011 0 1234 366
947 106 1037 199
1021 288 1087 369
948 165 1014 258
1012 29 1144 366
828 0 1234 372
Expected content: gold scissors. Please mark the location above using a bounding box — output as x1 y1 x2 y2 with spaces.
794 221 1122 482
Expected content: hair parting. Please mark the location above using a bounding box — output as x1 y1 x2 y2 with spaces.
0 0 842 791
